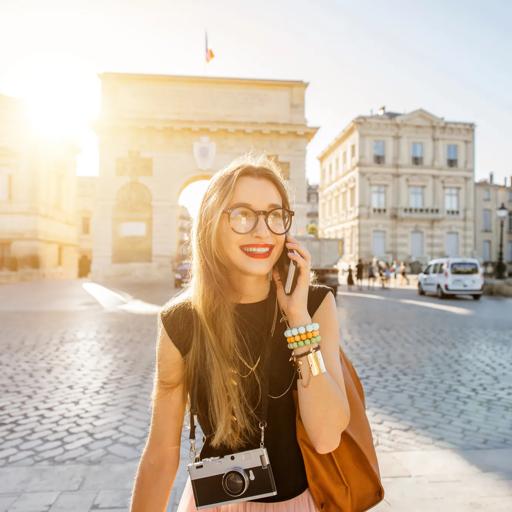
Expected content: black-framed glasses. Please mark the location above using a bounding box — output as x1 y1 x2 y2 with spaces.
222 206 294 235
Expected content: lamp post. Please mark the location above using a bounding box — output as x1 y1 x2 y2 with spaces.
495 202 508 279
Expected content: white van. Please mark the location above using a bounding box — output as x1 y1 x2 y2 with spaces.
418 258 484 300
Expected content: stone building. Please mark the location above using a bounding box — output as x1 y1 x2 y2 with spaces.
0 94 78 282
474 173 512 266
318 108 475 266
91 72 317 280
76 176 96 277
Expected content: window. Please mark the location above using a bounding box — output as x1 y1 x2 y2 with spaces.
432 263 440 273
444 188 459 210
0 173 12 201
409 186 424 208
483 209 492 231
447 144 458 167
372 230 386 257
349 187 356 208
350 144 356 160
508 212 512 233
82 217 91 235
508 241 512 262
411 231 424 259
451 262 478 274
371 185 386 208
328 163 332 182
483 188 491 201
342 151 347 169
373 140 385 164
335 157 339 174
445 232 459 257
508 190 512 202
483 240 491 261
0 242 11 270
411 142 423 165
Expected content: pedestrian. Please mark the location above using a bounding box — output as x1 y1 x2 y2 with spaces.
355 258 364 290
347 265 355 290
130 154 350 511
384 264 391 288
367 262 376 289
400 261 410 286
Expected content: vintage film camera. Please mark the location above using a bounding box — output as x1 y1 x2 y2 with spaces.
188 446 277 508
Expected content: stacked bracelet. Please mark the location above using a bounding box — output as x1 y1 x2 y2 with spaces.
285 322 321 350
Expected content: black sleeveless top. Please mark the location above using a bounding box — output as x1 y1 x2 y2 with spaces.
160 283 334 502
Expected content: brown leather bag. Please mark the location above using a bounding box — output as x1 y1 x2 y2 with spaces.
293 346 385 511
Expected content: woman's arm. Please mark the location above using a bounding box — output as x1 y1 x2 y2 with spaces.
130 315 187 512
288 291 350 454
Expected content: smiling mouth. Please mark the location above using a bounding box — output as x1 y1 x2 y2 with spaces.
240 245 274 259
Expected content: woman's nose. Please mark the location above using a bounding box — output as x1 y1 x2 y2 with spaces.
253 213 270 235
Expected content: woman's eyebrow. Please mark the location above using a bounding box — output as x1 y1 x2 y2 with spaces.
229 201 283 209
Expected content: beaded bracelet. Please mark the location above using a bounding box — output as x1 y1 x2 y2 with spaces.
287 336 321 350
285 322 321 350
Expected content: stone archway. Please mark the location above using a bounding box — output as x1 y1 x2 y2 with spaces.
112 181 152 263
174 175 212 266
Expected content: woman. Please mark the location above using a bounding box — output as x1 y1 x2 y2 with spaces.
130 155 350 511
346 265 354 290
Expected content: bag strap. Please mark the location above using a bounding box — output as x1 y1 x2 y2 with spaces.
189 282 278 460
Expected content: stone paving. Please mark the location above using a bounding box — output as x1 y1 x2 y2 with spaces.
0 278 511 511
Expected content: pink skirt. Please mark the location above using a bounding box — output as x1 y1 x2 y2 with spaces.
177 477 319 511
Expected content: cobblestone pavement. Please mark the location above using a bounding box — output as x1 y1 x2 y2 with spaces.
0 279 511 511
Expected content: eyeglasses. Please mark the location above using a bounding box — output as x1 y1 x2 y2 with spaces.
222 206 294 235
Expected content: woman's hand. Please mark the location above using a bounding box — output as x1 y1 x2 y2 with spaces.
272 234 312 323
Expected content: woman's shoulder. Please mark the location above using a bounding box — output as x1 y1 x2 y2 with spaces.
160 290 196 357
307 283 336 318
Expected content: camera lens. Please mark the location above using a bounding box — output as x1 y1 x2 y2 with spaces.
222 469 248 497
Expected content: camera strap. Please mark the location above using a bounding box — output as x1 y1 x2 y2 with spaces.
189 281 279 461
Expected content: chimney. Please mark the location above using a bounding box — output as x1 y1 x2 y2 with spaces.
489 172 494 184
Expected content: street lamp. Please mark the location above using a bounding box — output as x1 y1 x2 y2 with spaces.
495 202 508 279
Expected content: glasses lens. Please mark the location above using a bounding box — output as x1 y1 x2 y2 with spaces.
229 207 257 233
267 208 291 234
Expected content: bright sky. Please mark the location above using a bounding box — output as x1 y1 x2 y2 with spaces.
1 0 510 188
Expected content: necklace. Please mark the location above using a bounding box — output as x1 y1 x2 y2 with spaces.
233 353 261 378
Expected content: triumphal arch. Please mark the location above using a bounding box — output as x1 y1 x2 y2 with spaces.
92 72 317 280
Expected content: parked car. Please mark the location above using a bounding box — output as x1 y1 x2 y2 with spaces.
174 260 192 288
417 258 484 300
311 266 338 299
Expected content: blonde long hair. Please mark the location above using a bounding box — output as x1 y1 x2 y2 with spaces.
171 154 291 450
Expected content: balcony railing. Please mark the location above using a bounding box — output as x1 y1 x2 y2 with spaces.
446 209 460 216
372 207 387 214
400 207 442 218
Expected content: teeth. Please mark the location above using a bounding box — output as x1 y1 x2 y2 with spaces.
242 247 270 253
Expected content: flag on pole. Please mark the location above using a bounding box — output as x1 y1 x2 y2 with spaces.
205 31 215 63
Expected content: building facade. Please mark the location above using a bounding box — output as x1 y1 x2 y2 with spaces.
474 174 512 267
0 94 78 283
92 73 318 280
318 108 475 266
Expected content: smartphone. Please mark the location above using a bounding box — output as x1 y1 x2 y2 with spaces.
276 238 299 295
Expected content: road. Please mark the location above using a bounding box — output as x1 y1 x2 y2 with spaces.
0 279 511 511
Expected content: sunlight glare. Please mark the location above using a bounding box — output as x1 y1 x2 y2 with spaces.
15 52 99 141
178 179 210 220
